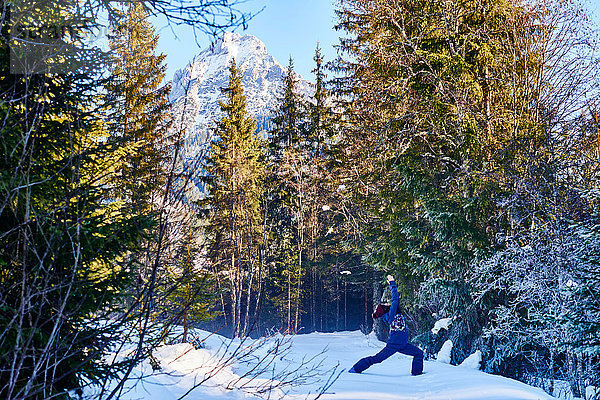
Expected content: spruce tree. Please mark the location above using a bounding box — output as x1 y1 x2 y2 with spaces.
305 44 346 332
309 43 333 156
105 2 171 331
0 34 148 400
205 59 266 338
269 57 308 160
265 58 314 332
331 0 546 343
107 1 170 216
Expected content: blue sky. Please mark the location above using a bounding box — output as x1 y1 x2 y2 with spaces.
154 0 339 82
153 0 600 83
588 0 600 23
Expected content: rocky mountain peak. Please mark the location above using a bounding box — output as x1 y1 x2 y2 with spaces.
214 31 267 56
170 33 312 159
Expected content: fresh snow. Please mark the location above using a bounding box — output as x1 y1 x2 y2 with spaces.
431 317 454 334
93 330 558 400
585 385 598 400
459 350 482 370
436 339 453 364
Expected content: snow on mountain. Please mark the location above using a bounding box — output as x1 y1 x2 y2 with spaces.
169 32 313 158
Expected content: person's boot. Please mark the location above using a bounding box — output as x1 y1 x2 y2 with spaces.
412 355 424 375
348 367 359 373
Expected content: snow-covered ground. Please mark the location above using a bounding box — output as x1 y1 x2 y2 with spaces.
92 330 559 400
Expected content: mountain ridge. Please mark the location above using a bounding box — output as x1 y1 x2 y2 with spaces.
170 32 313 158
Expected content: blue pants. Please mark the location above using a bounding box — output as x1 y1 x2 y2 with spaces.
352 340 424 375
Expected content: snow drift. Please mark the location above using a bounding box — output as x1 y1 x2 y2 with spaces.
89 329 559 400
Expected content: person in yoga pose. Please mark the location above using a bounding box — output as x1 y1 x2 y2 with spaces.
349 275 424 376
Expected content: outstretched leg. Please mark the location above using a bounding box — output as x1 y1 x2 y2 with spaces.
351 345 397 373
398 343 424 375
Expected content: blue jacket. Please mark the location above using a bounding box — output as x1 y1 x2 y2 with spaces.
380 280 407 346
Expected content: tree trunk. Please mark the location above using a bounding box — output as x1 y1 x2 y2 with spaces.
287 265 291 331
216 271 228 329
235 232 243 338
311 264 316 332
242 256 254 337
311 201 317 332
323 286 327 332
183 312 188 343
254 244 264 336
336 260 340 331
344 280 347 331
295 239 301 333
364 285 368 331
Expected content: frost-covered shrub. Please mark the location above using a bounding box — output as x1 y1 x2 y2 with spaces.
560 215 600 389
469 226 591 392
415 278 484 364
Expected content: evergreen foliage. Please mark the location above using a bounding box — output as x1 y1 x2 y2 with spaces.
264 58 309 332
329 2 600 392
268 57 310 160
309 43 332 156
566 218 600 385
0 0 252 397
0 38 148 400
331 0 537 287
104 2 173 349
2 0 600 397
329 0 557 339
106 1 171 217
205 58 266 338
163 228 216 343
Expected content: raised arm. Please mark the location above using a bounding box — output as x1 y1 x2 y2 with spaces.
386 275 399 321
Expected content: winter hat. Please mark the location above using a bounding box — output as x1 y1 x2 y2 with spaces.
372 303 390 319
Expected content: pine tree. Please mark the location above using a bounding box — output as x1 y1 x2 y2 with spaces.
309 43 333 156
0 37 148 400
268 57 309 160
163 228 216 343
330 0 550 345
304 43 349 332
265 58 314 332
105 2 171 330
205 59 266 338
107 1 170 216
